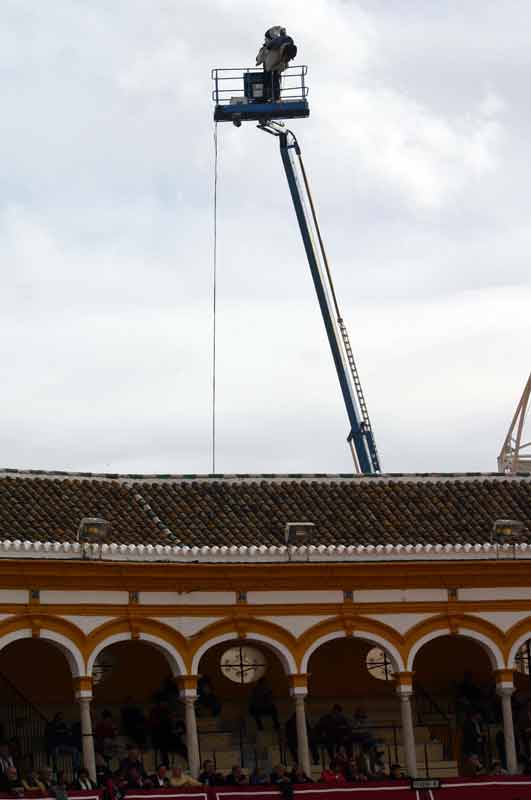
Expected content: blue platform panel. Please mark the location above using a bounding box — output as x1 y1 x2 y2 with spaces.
214 100 309 124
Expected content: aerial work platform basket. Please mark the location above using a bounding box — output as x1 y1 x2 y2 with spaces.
212 65 309 125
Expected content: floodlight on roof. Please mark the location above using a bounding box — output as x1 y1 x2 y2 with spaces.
492 518 526 545
284 521 315 546
77 517 110 542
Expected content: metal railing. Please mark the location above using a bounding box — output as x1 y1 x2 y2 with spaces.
0 670 49 764
211 66 308 106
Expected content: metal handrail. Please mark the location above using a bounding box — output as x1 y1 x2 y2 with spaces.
211 65 308 105
0 669 49 724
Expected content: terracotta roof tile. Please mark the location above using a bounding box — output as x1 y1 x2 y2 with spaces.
0 470 529 548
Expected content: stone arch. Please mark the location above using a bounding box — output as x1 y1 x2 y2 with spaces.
190 618 298 675
86 618 187 676
0 615 85 678
405 615 505 671
298 616 406 673
506 617 531 669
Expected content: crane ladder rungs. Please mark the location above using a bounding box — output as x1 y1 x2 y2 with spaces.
338 321 374 432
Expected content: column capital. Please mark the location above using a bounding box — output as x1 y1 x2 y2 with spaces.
495 668 515 688
177 674 198 698
289 674 308 696
394 671 414 695
74 676 93 699
497 685 515 698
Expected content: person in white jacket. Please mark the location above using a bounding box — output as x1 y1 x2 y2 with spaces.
256 26 297 101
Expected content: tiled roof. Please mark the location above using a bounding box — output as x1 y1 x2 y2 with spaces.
0 469 529 550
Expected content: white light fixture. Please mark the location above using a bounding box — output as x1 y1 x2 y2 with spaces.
284 521 315 546
77 517 110 542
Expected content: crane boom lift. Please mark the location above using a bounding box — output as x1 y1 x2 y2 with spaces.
273 126 380 473
212 65 381 473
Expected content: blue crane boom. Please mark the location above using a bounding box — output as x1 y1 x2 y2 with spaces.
212 66 381 474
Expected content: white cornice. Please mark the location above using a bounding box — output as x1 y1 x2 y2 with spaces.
0 539 529 563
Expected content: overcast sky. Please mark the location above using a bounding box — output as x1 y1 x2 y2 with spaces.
1 0 530 475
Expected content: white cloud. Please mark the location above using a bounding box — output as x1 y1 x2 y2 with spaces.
0 0 529 475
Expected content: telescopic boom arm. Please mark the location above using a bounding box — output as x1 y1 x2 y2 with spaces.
264 125 380 474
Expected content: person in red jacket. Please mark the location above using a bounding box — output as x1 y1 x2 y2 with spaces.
320 760 347 784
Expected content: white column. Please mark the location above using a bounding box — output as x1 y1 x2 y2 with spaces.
76 689 96 782
182 692 201 778
293 692 311 777
397 686 417 778
497 685 518 774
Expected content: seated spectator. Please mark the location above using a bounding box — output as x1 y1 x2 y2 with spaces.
95 710 118 761
270 764 290 784
150 764 168 788
73 768 97 790
119 746 146 778
290 765 312 783
169 766 201 787
490 760 508 776
121 698 146 749
0 742 14 776
315 706 352 760
344 758 367 783
22 767 47 793
104 770 127 800
389 764 403 780
37 768 54 793
461 753 486 778
250 677 280 731
320 760 347 784
225 765 247 785
335 745 350 772
95 752 111 787
250 767 269 785
199 760 222 786
371 751 387 780
0 766 23 796
126 766 152 790
197 675 222 717
52 770 69 800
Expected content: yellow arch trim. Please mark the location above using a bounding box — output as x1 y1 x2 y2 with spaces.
0 612 85 651
296 614 406 668
404 613 506 668
189 615 298 672
85 616 190 671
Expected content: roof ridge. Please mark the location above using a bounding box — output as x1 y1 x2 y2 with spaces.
0 468 530 483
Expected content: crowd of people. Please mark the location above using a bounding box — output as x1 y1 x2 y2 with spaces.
458 671 531 776
198 754 403 787
0 742 405 799
8 669 531 796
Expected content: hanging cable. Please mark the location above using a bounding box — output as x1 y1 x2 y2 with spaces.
211 121 219 473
